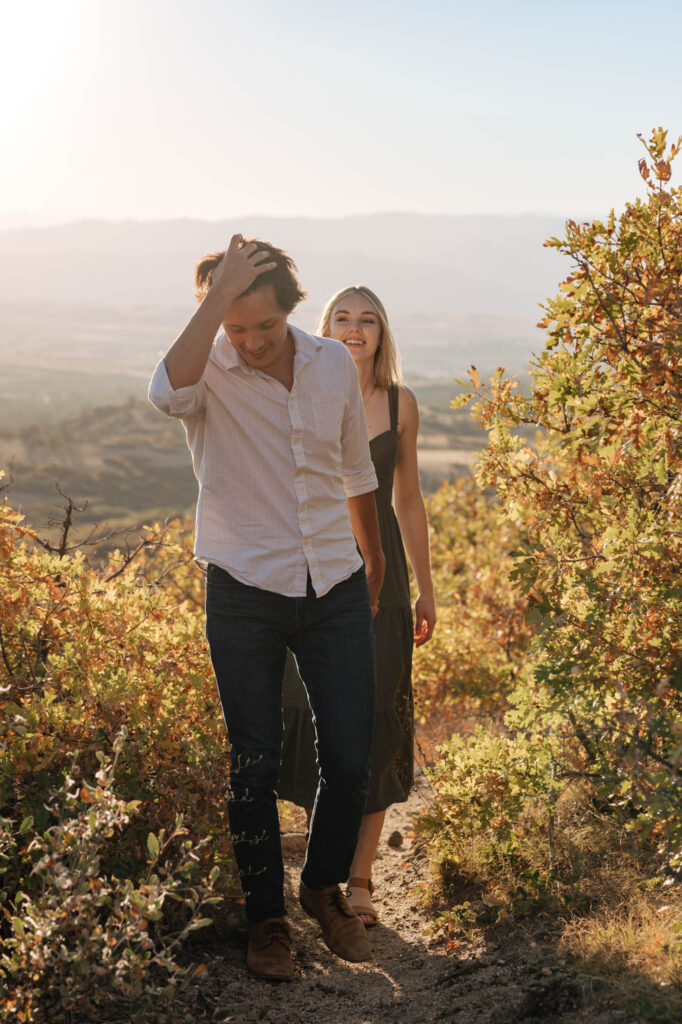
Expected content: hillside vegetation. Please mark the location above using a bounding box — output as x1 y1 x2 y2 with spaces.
1 131 680 1023
0 506 241 1021
416 129 682 1023
0 384 486 539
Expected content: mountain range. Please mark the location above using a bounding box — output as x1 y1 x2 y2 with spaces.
0 211 570 311
0 212 573 376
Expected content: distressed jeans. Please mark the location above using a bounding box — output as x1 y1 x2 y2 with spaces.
205 565 376 923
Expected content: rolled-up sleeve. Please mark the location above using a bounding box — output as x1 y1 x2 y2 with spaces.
340 359 378 497
148 358 207 419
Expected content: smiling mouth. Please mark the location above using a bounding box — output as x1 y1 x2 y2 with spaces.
345 339 364 346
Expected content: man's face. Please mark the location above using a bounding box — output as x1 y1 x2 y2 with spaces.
223 285 290 375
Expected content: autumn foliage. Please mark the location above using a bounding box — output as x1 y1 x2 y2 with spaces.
0 506 233 1021
1 127 681 1021
412 478 533 755
418 129 682 949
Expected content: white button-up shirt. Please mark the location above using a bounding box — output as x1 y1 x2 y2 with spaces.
148 324 378 598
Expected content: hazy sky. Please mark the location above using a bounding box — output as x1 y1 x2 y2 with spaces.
3 0 681 225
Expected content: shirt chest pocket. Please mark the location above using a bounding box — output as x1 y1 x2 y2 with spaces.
311 393 344 443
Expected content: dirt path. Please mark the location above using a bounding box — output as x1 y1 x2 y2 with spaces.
189 773 613 1024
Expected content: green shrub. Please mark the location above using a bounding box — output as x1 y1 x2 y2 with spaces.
418 131 682 1021
0 736 220 1023
0 501 236 1019
444 127 682 872
413 478 533 755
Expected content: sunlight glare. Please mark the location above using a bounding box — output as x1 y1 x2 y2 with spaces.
1 1 99 152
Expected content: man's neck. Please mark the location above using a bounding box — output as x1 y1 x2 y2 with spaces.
262 330 295 391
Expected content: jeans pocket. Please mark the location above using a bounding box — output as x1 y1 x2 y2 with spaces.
335 567 367 590
207 564 241 587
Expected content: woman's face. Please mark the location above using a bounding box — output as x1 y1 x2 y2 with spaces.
329 291 382 368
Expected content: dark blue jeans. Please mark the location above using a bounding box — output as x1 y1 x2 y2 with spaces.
205 565 376 923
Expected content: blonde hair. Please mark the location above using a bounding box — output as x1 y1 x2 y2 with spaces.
317 285 403 390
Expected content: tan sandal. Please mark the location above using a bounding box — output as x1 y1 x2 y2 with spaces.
345 876 378 928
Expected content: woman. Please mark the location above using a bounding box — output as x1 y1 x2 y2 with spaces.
279 285 436 926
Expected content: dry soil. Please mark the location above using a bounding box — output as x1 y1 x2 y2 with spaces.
189 774 629 1024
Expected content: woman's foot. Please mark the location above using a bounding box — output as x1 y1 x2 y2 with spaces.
346 876 378 928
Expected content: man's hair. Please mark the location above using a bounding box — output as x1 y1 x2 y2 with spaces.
194 237 306 313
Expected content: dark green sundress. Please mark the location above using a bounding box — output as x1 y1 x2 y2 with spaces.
278 384 414 813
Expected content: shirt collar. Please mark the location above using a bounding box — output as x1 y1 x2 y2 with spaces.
213 323 323 377
291 324 323 374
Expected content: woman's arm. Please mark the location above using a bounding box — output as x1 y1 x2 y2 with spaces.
393 387 436 646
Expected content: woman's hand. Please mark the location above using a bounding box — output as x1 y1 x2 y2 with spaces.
414 592 436 646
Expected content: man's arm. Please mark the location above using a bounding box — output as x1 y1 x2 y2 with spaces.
163 235 276 390
337 349 383 611
348 491 385 616
393 388 436 646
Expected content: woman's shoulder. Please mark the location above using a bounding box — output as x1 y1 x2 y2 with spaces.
396 383 418 405
395 384 419 433
381 382 418 404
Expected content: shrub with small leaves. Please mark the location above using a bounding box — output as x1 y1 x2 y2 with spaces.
418 139 682 1014
0 501 238 1018
0 736 220 1023
441 128 682 874
413 478 533 755
0 503 234 881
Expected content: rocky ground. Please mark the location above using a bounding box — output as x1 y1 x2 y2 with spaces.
187 774 633 1024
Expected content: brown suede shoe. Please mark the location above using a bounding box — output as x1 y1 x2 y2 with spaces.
246 917 294 981
299 882 372 962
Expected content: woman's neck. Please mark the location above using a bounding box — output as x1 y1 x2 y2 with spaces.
357 361 376 400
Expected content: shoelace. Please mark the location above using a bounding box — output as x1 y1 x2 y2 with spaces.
325 886 354 917
264 921 290 946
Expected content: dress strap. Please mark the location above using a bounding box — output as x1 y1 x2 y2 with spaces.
388 383 399 432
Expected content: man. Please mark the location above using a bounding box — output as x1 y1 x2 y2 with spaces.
148 235 384 980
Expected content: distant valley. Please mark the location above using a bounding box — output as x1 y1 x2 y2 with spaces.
0 389 487 543
0 212 558 538
0 211 566 416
